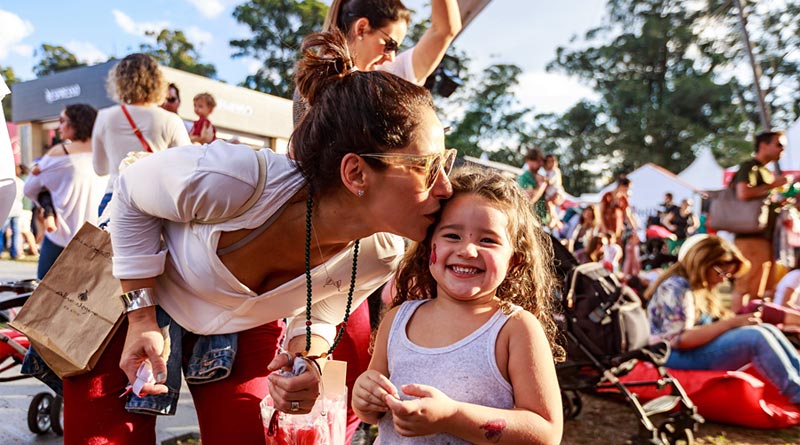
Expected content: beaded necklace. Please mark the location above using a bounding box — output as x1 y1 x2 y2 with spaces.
302 194 360 357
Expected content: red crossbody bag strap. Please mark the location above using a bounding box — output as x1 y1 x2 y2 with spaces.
120 104 153 153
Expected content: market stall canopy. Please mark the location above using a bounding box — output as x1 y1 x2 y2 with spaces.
678 147 725 192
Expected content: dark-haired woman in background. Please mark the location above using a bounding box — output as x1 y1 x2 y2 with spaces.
24 103 107 278
294 0 461 124
62 31 454 445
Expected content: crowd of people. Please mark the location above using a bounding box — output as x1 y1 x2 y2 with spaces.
1 0 799 443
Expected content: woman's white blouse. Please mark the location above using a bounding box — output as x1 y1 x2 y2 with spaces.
111 141 404 340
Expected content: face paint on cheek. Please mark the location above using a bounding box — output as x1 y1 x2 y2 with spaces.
429 244 437 265
479 419 506 441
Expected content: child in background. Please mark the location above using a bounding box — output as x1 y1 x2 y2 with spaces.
353 168 563 445
542 154 565 231
189 92 217 144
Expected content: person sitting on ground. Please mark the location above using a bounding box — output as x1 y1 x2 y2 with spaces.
646 235 800 407
353 167 563 444
189 92 217 144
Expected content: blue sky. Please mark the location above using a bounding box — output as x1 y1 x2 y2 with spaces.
0 0 605 113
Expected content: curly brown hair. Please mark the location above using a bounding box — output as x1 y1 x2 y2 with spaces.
394 167 565 362
106 53 166 105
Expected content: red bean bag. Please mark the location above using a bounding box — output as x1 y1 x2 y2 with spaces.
616 362 800 428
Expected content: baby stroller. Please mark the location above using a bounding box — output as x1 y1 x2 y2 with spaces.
0 279 64 436
549 237 702 445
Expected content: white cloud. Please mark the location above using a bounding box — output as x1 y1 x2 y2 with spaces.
12 44 33 58
112 9 169 37
186 26 213 46
65 41 108 64
0 10 34 60
185 0 225 19
516 71 599 114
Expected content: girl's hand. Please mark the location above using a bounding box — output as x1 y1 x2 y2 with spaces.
385 384 457 437
119 313 169 396
267 356 321 414
730 311 762 329
353 370 398 415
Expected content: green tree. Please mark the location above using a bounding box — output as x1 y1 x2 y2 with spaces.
445 63 534 161
140 29 217 78
548 0 753 174
703 0 800 130
33 44 86 77
1 66 18 118
230 0 327 98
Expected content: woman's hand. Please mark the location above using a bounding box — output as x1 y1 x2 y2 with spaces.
729 311 762 329
266 354 321 414
119 308 168 395
384 384 457 437
353 369 398 418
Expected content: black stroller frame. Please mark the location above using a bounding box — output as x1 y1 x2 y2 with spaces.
0 279 64 436
550 238 703 445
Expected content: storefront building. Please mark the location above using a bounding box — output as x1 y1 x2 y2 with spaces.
11 61 292 166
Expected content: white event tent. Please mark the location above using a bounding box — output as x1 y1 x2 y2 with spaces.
581 163 701 230
678 147 726 192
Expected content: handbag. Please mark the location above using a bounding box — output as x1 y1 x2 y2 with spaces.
707 187 769 234
11 150 268 378
10 222 124 378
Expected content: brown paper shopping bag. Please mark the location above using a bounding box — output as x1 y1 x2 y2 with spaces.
10 222 125 378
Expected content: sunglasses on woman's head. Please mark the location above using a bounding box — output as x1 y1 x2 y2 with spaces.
361 148 457 190
376 29 399 54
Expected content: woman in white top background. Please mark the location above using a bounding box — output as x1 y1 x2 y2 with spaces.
24 103 107 278
92 53 190 215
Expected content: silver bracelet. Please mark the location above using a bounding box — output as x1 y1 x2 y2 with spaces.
120 288 157 312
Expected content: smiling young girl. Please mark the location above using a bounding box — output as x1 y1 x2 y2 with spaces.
353 168 564 444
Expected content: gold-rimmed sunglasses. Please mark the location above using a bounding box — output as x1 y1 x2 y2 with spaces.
361 148 457 190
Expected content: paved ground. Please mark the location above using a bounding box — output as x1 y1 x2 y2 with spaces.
0 259 201 444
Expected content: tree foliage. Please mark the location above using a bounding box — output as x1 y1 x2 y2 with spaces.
444 63 534 161
230 0 327 98
1 66 18 118
140 29 217 78
33 44 86 77
547 0 758 179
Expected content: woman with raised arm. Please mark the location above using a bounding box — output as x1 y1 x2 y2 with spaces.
294 0 461 124
62 31 455 445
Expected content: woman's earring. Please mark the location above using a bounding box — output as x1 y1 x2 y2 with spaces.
357 190 365 197
358 35 363 41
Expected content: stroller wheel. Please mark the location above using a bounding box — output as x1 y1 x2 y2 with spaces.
657 420 694 445
27 392 53 435
50 395 64 436
561 390 583 420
